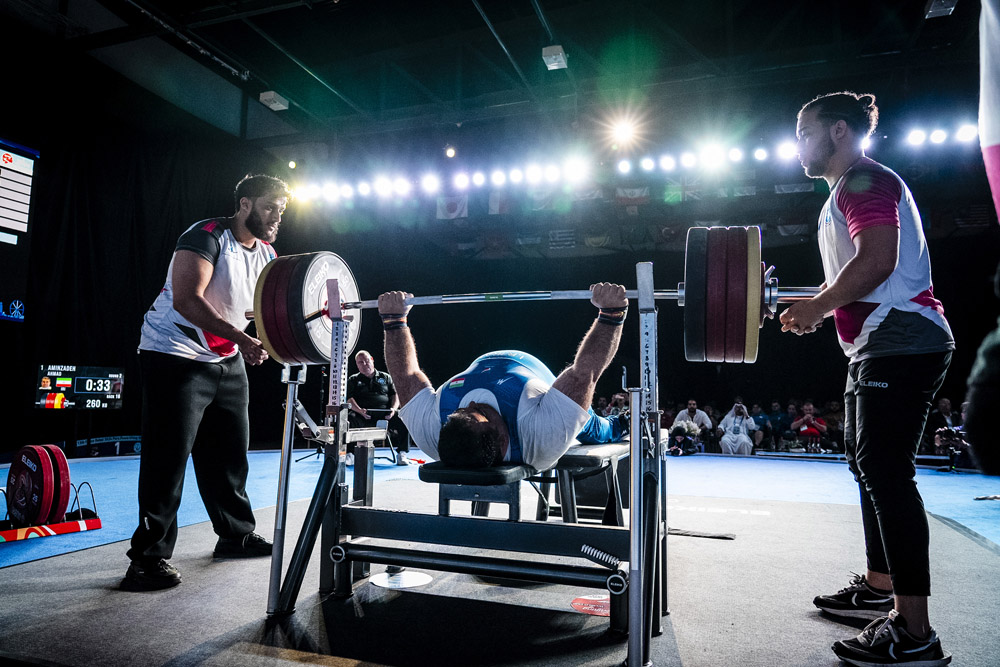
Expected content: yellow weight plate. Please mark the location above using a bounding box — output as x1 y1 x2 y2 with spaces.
744 226 762 363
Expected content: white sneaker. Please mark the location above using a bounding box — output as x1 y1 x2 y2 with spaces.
395 452 413 466
344 453 355 466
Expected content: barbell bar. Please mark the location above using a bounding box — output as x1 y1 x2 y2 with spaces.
249 226 821 366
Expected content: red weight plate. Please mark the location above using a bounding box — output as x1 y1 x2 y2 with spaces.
704 227 728 363
264 256 305 364
6 445 55 527
287 253 330 365
683 228 708 362
724 227 748 363
42 444 72 524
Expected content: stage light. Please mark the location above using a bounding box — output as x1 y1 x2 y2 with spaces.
700 144 726 170
357 181 372 196
956 124 979 142
288 161 297 169
777 141 797 160
659 155 676 171
680 152 697 168
444 144 456 158
907 129 927 146
563 157 588 183
322 182 340 202
491 170 506 186
526 164 543 184
472 172 486 186
421 174 440 194
544 165 560 182
617 159 632 174
454 172 470 189
612 121 635 145
640 157 655 171
929 129 947 144
728 148 743 162
393 178 411 195
509 168 524 184
340 184 354 199
753 148 768 161
374 177 393 197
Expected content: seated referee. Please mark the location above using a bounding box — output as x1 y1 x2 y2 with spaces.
346 350 411 465
377 283 630 471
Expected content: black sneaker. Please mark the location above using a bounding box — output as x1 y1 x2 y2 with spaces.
385 565 406 574
214 532 273 558
120 559 181 591
832 610 952 666
814 573 894 621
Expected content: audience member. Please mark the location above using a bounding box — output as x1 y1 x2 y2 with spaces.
923 397 961 452
790 401 828 452
717 402 758 455
665 425 698 456
749 402 772 448
822 399 846 450
674 398 714 446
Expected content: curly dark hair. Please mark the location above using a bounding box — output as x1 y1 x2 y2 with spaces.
799 91 879 139
233 174 291 210
437 408 504 468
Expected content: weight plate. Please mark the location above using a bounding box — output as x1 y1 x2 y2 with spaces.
261 256 304 364
271 255 311 364
744 227 762 363
704 227 728 363
286 252 362 364
683 228 708 362
42 444 71 524
6 445 55 527
724 227 748 363
253 260 282 362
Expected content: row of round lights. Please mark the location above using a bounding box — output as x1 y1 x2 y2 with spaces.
291 124 980 202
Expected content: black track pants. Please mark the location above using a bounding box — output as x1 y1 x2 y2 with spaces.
843 351 951 596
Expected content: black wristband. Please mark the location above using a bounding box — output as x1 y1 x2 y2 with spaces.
597 306 627 326
381 313 408 331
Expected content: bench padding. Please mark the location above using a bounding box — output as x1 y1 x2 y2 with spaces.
418 462 536 486
555 441 630 468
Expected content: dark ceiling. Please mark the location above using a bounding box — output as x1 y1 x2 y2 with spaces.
3 0 982 160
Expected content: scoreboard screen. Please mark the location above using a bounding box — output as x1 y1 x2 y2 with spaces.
0 137 37 324
36 364 124 410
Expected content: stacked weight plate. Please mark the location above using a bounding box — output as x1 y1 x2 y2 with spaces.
683 226 764 363
253 252 361 365
6 444 72 527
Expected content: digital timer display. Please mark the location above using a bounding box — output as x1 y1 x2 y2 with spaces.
35 364 124 410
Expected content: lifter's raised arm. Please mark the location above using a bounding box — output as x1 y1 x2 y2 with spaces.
378 291 433 406
551 283 628 409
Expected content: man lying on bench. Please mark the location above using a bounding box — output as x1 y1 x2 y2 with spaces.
377 283 630 471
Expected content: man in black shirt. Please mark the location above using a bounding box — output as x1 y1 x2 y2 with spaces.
346 350 409 464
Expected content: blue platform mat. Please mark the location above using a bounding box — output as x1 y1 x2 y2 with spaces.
2 452 997 568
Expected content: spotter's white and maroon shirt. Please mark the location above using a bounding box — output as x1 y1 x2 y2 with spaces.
139 219 277 362
817 157 954 362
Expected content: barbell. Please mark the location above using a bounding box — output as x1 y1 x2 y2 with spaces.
249 225 820 367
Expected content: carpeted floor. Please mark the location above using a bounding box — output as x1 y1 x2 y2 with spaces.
0 456 998 666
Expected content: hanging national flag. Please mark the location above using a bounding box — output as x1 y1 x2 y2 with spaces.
982 0 1000 219
733 185 758 197
436 195 468 219
488 190 513 215
664 176 703 202
548 229 576 249
584 233 612 248
774 183 816 194
777 223 810 236
516 234 542 246
528 187 555 211
615 186 650 206
574 187 605 201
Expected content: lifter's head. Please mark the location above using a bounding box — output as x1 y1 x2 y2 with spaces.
438 402 510 468
796 92 879 182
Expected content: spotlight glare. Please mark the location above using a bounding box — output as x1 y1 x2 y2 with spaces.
929 129 947 144
526 164 543 184
340 184 354 199
358 181 372 196
454 172 470 189
421 174 441 194
728 148 743 162
861 137 872 150
322 182 340 202
612 121 635 144
753 148 768 161
777 141 797 160
700 144 726 170
563 158 588 183
659 155 676 171
509 168 524 184
305 184 322 201
288 161 297 169
907 129 927 146
956 124 979 142
617 159 632 174
680 152 697 168
472 172 486 186
640 157 655 171
491 170 506 186
374 177 393 197
544 164 560 182
444 145 456 158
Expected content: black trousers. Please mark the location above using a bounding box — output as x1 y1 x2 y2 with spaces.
127 351 257 562
843 350 951 596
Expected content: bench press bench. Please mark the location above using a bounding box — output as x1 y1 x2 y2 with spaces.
418 441 630 525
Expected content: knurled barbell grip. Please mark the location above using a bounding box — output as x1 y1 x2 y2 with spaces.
244 285 821 319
